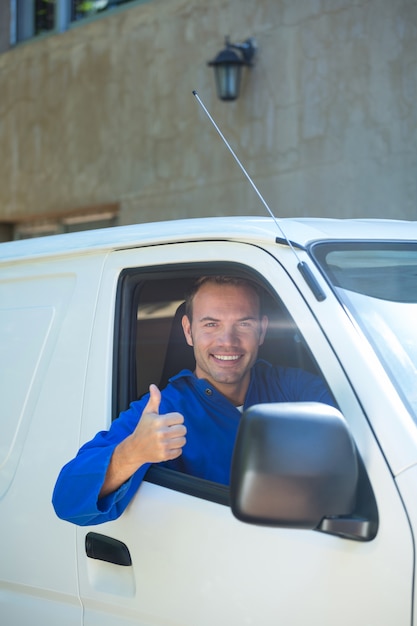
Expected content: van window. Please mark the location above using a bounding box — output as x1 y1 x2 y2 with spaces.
313 242 417 423
113 265 328 503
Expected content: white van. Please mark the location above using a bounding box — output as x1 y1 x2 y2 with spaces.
1 215 417 626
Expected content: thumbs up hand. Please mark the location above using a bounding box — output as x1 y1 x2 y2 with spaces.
99 384 186 499
131 384 187 464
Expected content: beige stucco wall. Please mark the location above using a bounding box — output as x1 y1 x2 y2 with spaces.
0 0 416 236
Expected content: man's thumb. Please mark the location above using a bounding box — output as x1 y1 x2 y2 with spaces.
144 384 161 415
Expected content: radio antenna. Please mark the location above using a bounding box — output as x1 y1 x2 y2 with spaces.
192 90 301 259
192 90 326 302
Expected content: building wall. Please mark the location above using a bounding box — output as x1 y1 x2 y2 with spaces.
0 0 416 240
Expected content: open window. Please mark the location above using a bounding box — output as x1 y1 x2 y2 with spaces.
112 263 331 504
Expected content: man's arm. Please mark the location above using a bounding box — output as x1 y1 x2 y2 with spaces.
99 385 186 497
52 384 186 525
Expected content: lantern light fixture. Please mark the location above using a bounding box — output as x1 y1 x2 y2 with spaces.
208 36 257 102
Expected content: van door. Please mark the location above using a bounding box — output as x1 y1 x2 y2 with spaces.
76 241 413 626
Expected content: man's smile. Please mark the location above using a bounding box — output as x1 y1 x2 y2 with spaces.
212 354 242 361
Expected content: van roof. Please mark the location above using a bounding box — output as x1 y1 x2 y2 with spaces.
1 216 416 263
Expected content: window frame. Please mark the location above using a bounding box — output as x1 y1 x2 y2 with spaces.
111 260 327 506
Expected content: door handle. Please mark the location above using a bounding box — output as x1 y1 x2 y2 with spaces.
85 532 132 566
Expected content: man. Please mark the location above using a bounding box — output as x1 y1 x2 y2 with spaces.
52 276 334 526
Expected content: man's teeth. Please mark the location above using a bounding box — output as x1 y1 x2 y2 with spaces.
214 355 240 361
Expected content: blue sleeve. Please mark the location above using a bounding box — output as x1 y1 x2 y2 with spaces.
52 399 150 526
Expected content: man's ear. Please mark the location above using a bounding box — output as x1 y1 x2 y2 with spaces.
259 315 269 346
182 315 194 346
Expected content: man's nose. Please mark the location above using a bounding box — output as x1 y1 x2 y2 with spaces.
218 325 239 345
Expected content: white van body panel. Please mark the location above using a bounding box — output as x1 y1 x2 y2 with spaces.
0 216 416 625
0 253 107 625
0 216 414 263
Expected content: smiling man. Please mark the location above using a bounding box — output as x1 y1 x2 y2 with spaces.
182 276 268 406
52 276 334 526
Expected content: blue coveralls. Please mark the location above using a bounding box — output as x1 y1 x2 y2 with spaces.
52 361 334 526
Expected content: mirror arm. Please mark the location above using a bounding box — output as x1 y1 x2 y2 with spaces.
318 515 377 541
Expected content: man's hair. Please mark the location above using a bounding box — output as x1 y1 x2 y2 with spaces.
184 275 263 321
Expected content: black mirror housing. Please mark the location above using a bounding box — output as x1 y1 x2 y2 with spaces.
231 402 359 529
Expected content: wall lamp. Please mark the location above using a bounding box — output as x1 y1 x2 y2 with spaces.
208 36 257 101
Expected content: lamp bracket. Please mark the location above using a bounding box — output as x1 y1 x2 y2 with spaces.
225 36 257 66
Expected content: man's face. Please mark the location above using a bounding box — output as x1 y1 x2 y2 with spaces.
182 282 268 404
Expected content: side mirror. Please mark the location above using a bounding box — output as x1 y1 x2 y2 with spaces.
231 402 377 540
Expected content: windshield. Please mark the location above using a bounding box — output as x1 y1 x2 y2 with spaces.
312 242 417 422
